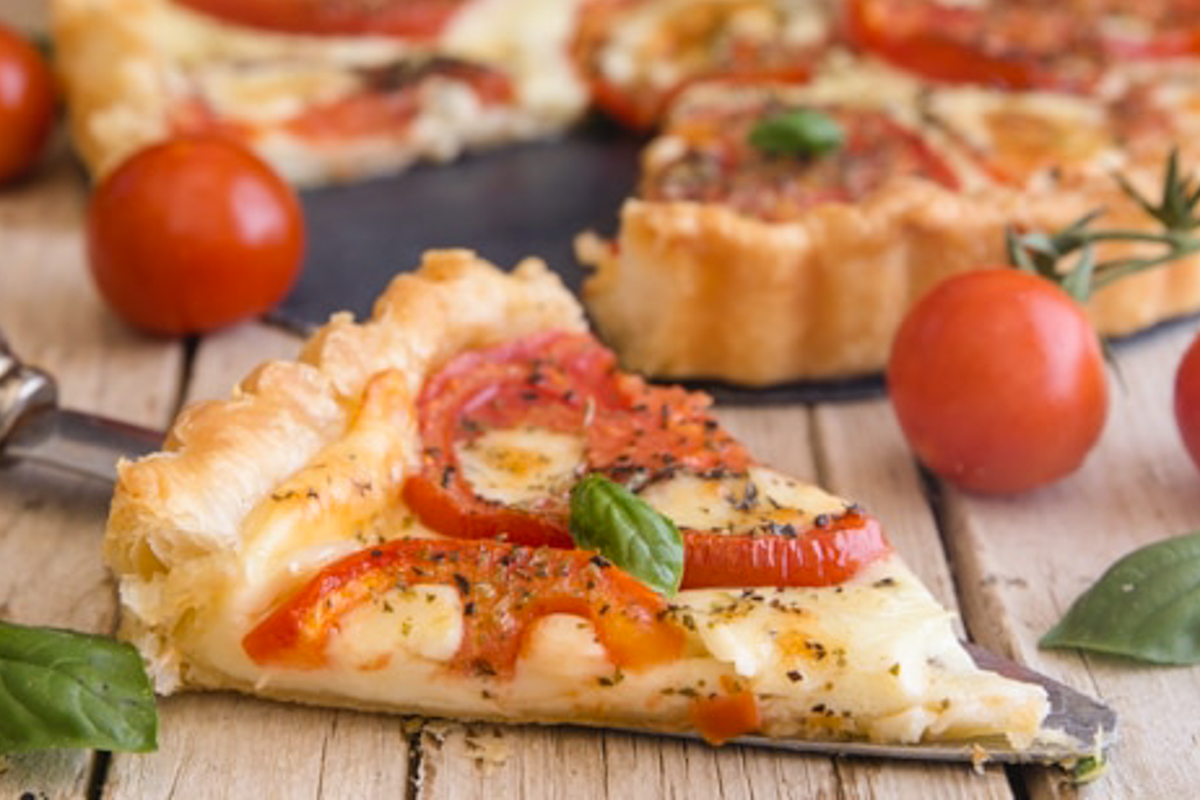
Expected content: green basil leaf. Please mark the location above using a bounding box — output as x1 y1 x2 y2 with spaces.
0 621 158 753
747 109 844 159
568 474 683 596
1039 531 1200 664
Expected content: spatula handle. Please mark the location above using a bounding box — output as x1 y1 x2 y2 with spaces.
0 333 58 445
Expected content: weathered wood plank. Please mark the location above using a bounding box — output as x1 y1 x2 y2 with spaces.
0 153 183 795
102 322 415 800
939 318 1200 799
814 400 1012 798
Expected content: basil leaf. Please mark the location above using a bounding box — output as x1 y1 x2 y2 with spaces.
1040 531 1200 664
748 109 844 159
0 621 158 753
569 474 684 596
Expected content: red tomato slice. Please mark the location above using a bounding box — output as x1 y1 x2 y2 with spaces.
681 511 889 590
403 333 890 589
403 331 751 547
844 0 1101 92
689 678 761 745
171 0 466 39
575 0 823 129
243 539 687 676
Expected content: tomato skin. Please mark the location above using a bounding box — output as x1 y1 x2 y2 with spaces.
171 0 463 38
242 539 686 677
681 512 889 590
0 25 55 183
689 679 761 745
86 137 305 336
887 270 1108 495
1174 332 1200 473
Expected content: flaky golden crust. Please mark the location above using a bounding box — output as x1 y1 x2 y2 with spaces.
580 174 1200 385
105 250 586 690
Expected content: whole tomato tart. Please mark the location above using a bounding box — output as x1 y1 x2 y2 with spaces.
105 250 1058 751
578 1 1200 384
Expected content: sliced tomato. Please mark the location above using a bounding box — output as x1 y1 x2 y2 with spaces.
243 539 687 676
689 677 761 745
575 0 824 129
403 331 751 547
174 60 514 144
845 0 1102 92
643 105 960 221
171 0 466 39
403 333 889 589
681 511 889 590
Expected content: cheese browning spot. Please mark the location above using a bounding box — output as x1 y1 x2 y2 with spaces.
455 427 586 506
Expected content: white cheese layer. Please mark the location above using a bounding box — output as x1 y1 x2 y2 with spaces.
455 427 586 507
190 552 1046 747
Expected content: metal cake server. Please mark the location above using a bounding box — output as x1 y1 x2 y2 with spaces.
0 331 1117 767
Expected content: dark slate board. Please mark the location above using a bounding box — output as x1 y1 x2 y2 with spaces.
275 116 885 405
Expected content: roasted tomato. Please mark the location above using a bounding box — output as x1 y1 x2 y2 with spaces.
242 539 687 676
403 332 890 588
1174 330 1200 474
86 137 305 336
887 269 1109 495
170 0 467 38
574 0 824 129
641 105 960 221
0 25 55 184
845 0 1105 92
689 677 761 745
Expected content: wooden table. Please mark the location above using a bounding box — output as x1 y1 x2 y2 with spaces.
3 3 1200 798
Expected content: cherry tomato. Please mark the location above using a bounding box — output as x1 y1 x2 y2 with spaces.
0 25 55 183
242 539 687 676
887 269 1108 495
1174 331 1200 473
171 0 465 38
86 137 305 336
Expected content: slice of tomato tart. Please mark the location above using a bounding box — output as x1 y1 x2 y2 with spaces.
106 249 1052 750
51 0 592 184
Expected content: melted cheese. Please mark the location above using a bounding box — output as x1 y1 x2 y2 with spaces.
927 87 1124 188
639 467 847 533
455 427 586 506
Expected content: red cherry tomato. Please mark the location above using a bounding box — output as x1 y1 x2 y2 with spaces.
0 25 55 183
86 137 305 336
1174 331 1200 472
887 269 1109 495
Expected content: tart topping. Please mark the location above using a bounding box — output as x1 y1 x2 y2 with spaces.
243 539 687 676
641 102 959 220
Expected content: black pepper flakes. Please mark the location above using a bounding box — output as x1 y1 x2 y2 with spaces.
786 670 803 683
453 573 471 595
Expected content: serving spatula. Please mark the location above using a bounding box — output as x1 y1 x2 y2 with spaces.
0 331 1117 767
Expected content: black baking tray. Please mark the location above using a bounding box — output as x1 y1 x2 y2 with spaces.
278 116 886 405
